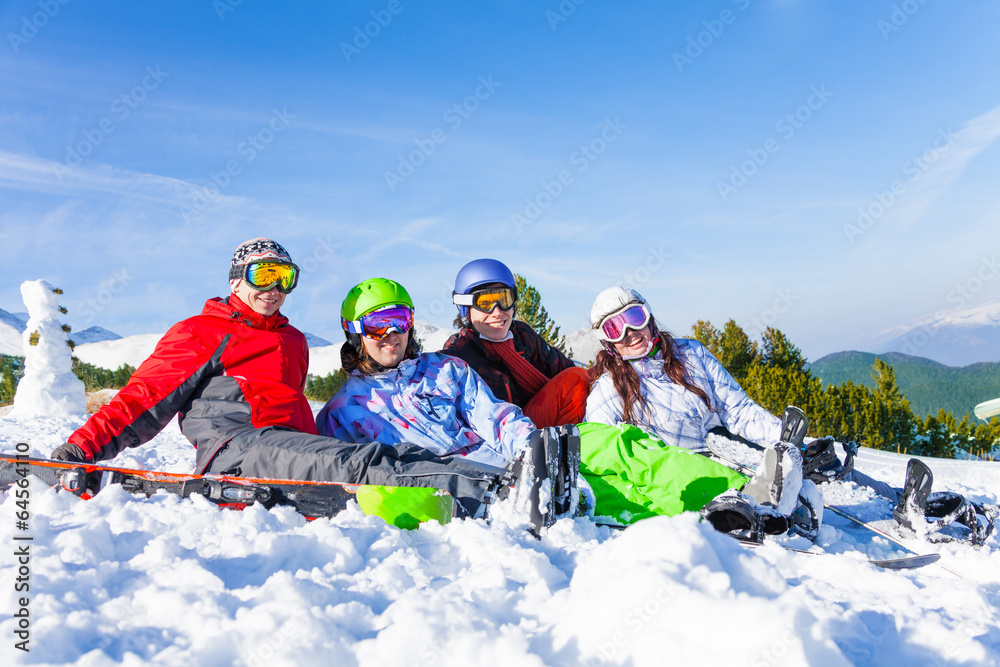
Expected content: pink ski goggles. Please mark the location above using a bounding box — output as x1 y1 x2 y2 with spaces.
596 303 651 343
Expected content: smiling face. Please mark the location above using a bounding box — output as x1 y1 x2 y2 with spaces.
469 302 514 341
233 280 286 317
361 330 409 368
611 324 653 358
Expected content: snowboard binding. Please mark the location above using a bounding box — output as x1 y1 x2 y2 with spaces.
701 490 764 544
801 437 857 484
893 458 933 532
779 406 808 447
485 425 580 536
892 458 995 546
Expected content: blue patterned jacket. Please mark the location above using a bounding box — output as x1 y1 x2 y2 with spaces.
317 352 535 468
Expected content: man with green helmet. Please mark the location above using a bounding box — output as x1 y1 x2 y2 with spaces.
318 278 580 532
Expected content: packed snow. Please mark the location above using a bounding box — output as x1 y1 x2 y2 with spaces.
2 409 999 666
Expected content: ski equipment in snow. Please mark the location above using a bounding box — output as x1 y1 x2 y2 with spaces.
779 405 808 447
0 455 453 529
893 458 934 531
736 539 942 570
700 489 764 543
801 436 857 483
483 425 580 535
742 441 802 519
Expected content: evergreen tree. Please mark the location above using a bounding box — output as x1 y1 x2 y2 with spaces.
861 359 916 452
912 412 956 459
304 370 348 402
0 366 18 405
71 359 136 392
690 320 721 357
513 274 570 355
761 327 807 375
716 319 759 385
742 363 821 419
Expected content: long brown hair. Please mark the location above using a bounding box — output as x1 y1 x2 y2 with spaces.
341 331 421 376
589 317 712 425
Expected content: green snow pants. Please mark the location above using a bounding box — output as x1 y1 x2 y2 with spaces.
579 422 749 524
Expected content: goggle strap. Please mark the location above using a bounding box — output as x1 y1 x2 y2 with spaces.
453 293 475 306
344 320 364 334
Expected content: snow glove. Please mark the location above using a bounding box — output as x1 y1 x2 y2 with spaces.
50 443 92 464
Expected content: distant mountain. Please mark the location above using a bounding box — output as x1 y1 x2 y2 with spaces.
856 300 1000 366
69 326 122 345
565 327 602 365
0 309 27 331
0 307 24 356
807 350 1000 419
0 322 21 356
303 332 332 348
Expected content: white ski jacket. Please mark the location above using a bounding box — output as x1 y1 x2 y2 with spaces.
585 337 781 452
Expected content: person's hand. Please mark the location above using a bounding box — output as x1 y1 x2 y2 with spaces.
50 443 92 464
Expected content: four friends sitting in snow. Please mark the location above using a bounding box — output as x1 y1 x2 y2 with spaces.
53 238 996 543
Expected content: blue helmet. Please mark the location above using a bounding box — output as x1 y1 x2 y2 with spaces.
452 258 517 324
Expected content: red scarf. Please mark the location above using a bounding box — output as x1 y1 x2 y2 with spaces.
483 338 549 397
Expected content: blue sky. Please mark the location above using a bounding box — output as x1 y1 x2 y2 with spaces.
1 0 999 360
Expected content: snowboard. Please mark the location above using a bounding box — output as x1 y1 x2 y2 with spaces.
702 431 949 571
0 455 453 529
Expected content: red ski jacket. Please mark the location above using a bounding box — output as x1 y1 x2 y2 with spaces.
68 295 316 470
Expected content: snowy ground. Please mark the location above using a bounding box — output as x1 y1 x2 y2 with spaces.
2 411 1000 667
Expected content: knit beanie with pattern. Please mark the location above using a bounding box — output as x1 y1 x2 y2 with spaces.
229 238 293 291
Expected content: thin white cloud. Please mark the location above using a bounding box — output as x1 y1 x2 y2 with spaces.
889 102 1000 225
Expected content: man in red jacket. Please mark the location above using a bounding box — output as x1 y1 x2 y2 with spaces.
51 239 502 517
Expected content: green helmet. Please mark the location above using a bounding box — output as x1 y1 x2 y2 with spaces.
341 278 413 330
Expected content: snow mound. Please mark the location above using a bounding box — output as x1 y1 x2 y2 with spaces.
2 410 1000 665
73 334 164 371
